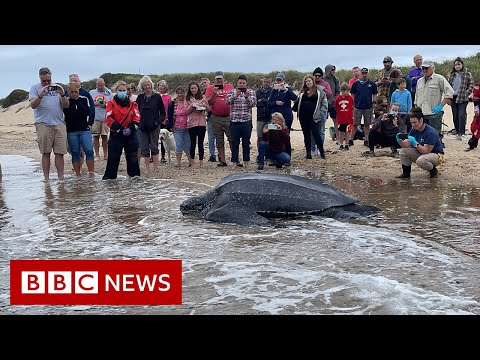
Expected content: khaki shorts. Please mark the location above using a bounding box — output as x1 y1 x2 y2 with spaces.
92 120 110 136
35 123 68 154
211 114 231 148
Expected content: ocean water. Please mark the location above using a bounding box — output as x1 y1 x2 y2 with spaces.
0 154 479 315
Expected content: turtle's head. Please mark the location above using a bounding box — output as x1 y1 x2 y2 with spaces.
180 189 215 217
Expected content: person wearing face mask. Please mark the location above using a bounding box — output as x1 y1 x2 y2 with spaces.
447 57 474 140
102 81 141 180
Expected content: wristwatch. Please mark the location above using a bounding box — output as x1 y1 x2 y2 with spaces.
60 94 66 97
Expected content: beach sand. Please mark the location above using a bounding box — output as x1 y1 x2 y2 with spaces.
0 100 478 186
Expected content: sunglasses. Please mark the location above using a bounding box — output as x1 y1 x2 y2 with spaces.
314 74 322 77
383 61 391 64
421 67 430 70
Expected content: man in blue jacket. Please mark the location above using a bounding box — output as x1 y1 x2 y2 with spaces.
68 74 95 170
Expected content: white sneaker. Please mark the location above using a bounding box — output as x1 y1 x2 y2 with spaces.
312 149 320 157
456 134 463 140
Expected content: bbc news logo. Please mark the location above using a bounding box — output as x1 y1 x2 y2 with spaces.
10 260 182 305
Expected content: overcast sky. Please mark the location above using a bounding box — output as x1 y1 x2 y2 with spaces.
1 45 479 99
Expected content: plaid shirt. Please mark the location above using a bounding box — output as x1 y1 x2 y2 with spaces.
447 69 474 103
226 89 257 122
375 68 396 98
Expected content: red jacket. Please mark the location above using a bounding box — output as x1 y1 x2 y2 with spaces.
105 98 140 129
471 114 480 140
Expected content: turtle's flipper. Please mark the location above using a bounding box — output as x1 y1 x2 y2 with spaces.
206 200 271 226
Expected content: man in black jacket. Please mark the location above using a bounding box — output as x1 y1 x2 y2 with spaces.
255 76 272 149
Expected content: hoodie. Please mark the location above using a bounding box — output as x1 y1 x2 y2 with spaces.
324 64 340 107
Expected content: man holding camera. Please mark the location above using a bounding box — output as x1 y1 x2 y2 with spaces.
89 77 113 161
226 75 257 168
29 67 69 180
366 102 401 156
205 71 234 167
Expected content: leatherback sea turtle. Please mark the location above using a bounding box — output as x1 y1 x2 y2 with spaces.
180 173 380 225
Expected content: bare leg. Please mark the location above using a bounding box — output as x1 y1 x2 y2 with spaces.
186 152 194 167
42 153 51 180
175 152 182 167
93 136 101 161
152 154 159 173
72 162 81 177
143 156 151 175
54 153 64 180
101 135 108 160
86 159 94 177
218 147 226 163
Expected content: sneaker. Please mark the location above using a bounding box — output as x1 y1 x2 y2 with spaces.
344 145 349 150
339 144 344 150
312 149 320 157
349 140 354 146
429 167 438 178
364 140 369 147
464 148 474 152
364 150 374 157
257 164 264 170
236 163 243 167
208 155 216 162
217 161 227 167
275 163 283 169
456 134 463 140
320 153 326 159
160 157 167 163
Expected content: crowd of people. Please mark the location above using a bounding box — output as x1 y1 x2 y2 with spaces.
25 54 480 181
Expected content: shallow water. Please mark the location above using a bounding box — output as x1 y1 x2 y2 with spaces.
0 154 479 315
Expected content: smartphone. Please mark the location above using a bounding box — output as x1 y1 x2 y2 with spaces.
399 134 408 140
238 88 247 92
215 84 224 90
48 85 58 91
268 123 276 130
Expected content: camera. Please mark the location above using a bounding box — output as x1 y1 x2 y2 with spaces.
268 123 276 130
386 113 395 120
48 85 57 91
399 134 408 140
97 97 104 103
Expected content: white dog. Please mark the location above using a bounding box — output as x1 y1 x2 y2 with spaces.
159 128 176 163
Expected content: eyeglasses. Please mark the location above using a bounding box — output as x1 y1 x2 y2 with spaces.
314 74 321 77
383 61 391 64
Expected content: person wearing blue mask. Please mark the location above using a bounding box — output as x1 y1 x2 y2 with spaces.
395 107 444 179
102 81 141 180
414 60 453 147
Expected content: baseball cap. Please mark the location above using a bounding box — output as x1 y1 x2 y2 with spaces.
361 67 369 73
275 73 285 80
421 60 434 68
214 71 224 79
383 56 393 63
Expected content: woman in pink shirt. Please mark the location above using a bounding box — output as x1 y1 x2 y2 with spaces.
186 81 210 168
166 86 193 167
